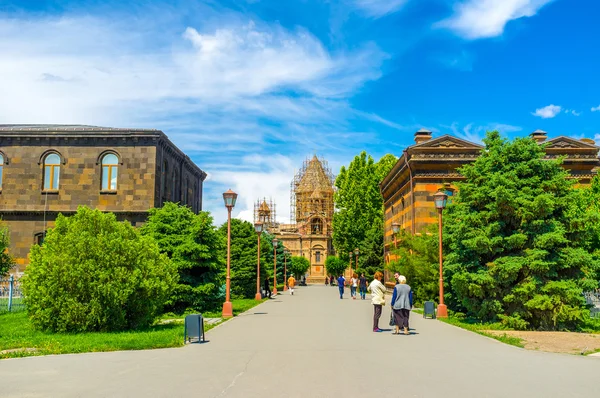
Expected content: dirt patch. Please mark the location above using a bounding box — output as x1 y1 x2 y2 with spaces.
484 330 600 355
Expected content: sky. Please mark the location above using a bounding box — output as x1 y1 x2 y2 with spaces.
1 0 599 225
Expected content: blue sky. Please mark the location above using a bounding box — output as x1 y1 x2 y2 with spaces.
1 0 599 224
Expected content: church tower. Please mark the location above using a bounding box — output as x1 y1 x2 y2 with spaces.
276 155 335 283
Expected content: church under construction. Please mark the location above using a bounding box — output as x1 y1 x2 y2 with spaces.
254 155 335 283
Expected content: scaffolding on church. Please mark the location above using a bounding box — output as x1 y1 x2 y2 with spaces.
253 198 277 231
289 156 335 226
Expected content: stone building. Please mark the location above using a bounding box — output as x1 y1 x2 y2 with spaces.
264 156 335 283
0 125 207 271
380 129 600 274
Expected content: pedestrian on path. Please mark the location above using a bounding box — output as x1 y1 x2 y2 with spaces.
391 275 413 335
350 273 358 299
325 276 329 286
359 273 367 300
331 275 336 287
337 274 346 299
368 271 387 332
288 274 296 295
264 277 272 299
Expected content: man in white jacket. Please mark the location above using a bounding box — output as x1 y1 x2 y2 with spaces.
368 271 387 332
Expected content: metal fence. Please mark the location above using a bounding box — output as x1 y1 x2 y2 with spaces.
0 275 25 313
584 291 600 318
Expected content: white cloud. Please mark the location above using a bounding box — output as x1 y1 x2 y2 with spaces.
205 153 298 225
592 105 600 112
0 9 391 225
595 134 600 146
352 0 409 18
532 104 562 119
436 0 554 40
564 109 581 116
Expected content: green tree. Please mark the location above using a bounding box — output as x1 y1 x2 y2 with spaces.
444 131 600 330
289 256 310 279
142 203 224 313
333 152 396 269
0 221 14 276
325 256 346 278
218 219 267 298
387 227 439 306
22 207 176 332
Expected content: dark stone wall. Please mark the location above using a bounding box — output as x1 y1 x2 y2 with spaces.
0 132 206 270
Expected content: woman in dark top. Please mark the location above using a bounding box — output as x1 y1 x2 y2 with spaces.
391 275 413 335
359 274 367 300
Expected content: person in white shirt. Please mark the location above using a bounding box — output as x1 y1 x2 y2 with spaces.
350 273 359 300
368 271 387 332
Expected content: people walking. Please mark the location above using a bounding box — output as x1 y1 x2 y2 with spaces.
350 273 358 300
337 274 346 299
288 274 296 295
264 276 272 299
391 275 413 335
368 271 387 332
325 275 329 286
359 273 367 300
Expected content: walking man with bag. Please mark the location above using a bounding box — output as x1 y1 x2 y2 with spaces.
288 274 296 295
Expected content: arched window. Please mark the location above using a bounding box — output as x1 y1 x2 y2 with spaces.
311 218 323 234
101 153 119 191
43 153 61 190
0 153 4 190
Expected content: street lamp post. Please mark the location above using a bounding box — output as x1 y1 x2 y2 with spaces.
433 190 449 318
354 248 359 270
272 238 279 294
348 251 353 272
222 189 238 318
254 222 264 301
283 248 288 291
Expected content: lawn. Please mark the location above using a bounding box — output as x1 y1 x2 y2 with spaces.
437 313 600 354
437 315 525 348
0 298 267 360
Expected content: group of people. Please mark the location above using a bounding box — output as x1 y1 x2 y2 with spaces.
333 271 413 334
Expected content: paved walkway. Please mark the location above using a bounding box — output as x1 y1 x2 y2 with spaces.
2 286 599 397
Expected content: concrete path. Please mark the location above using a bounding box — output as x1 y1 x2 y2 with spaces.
2 286 599 398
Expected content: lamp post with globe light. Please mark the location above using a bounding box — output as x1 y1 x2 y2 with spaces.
254 221 264 301
433 190 449 318
222 189 238 318
272 238 279 294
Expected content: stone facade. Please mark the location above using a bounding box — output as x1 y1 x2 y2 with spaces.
0 125 207 271
380 129 600 281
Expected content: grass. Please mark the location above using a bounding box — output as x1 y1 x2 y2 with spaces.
0 297 267 360
438 314 525 348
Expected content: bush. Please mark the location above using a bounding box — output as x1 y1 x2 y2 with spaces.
386 227 440 306
289 256 310 279
22 207 177 332
325 256 347 278
217 219 267 299
0 221 14 276
142 203 224 313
